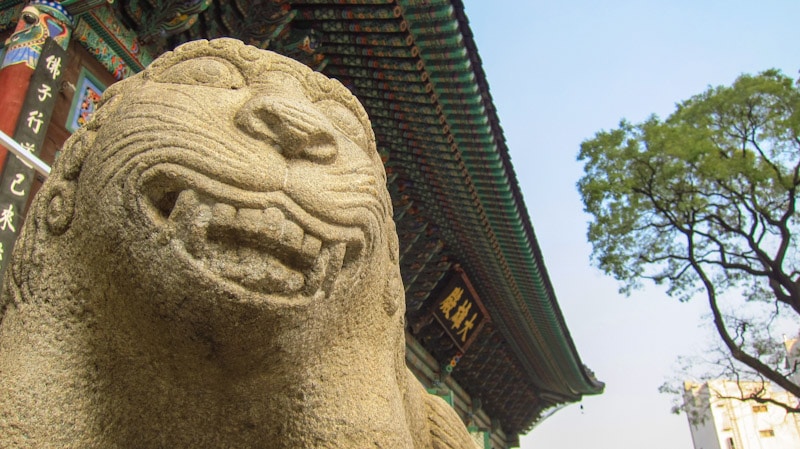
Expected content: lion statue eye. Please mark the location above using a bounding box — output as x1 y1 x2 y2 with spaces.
317 100 367 148
155 57 245 89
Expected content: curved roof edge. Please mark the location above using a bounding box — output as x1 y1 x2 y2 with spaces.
409 0 604 397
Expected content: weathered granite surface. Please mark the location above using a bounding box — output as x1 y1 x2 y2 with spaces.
0 38 476 449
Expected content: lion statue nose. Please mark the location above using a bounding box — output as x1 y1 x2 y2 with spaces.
235 96 338 163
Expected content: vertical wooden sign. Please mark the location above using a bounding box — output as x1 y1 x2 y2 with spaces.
0 38 66 276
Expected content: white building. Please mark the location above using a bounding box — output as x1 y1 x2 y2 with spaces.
683 379 800 449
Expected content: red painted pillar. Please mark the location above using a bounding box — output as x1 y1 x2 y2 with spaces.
0 65 32 136
0 1 72 172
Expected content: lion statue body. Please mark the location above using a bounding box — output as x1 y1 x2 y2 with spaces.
0 39 475 449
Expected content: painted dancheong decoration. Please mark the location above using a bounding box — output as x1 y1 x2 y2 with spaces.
0 0 71 70
66 67 105 132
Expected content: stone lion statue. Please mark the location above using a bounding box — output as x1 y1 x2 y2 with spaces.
0 38 476 449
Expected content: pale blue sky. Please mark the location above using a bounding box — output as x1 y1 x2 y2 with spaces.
464 2 800 448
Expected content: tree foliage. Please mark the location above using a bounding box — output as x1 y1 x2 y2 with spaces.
578 70 800 412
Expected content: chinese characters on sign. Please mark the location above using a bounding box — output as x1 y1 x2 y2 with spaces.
0 39 66 276
45 54 62 80
431 268 489 353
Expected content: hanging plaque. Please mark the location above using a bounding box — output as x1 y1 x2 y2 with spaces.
431 267 490 352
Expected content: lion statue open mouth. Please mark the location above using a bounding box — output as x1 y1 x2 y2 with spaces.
86 37 387 304
0 39 475 448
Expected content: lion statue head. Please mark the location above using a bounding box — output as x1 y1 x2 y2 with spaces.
0 38 474 448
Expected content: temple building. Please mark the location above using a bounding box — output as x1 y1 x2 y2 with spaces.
0 1 604 447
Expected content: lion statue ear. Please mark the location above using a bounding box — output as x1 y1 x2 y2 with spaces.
42 130 91 236
383 268 404 317
43 180 75 236
41 89 125 236
382 223 405 317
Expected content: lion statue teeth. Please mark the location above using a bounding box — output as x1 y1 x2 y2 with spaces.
0 38 476 449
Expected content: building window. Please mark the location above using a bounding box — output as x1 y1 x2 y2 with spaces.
752 404 768 413
759 429 775 437
721 414 731 431
726 437 736 449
